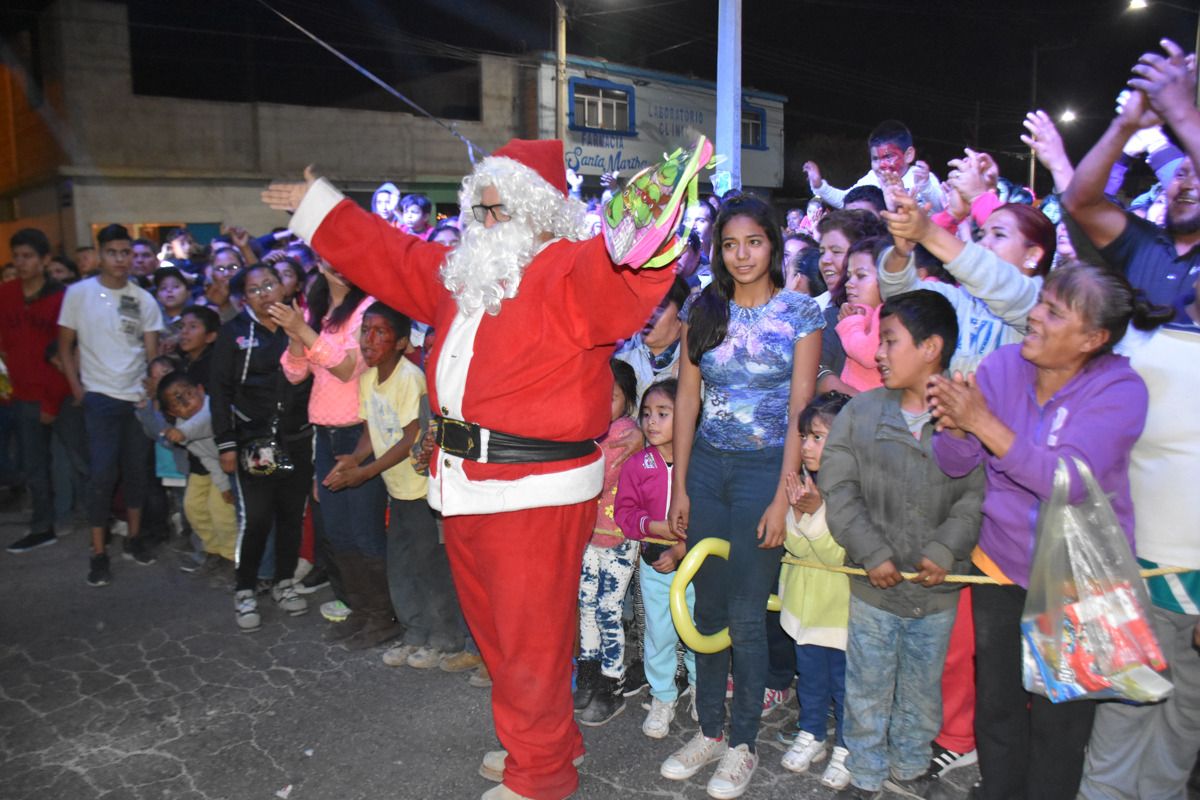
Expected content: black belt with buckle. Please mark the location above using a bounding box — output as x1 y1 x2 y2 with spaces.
435 416 597 464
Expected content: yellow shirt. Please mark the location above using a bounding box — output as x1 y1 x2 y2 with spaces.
358 359 427 501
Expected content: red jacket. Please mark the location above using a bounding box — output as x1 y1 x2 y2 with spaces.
294 181 673 515
0 280 70 416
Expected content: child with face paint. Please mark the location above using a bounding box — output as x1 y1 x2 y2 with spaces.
803 120 947 214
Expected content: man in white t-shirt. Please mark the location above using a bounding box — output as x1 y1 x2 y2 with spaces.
58 223 165 587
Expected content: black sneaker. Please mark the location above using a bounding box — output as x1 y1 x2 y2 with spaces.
885 770 936 799
87 553 112 587
255 578 274 596
834 784 882 800
928 744 978 778
620 659 650 697
294 567 329 595
122 536 156 566
7 530 57 553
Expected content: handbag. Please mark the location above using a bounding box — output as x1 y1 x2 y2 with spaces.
1020 457 1172 703
239 399 294 478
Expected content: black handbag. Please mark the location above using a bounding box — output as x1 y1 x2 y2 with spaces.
239 399 294 477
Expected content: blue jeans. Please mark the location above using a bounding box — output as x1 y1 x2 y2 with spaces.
13 400 53 533
314 424 387 557
844 595 956 791
686 437 784 750
640 556 695 702
82 392 150 528
51 401 89 526
795 644 846 746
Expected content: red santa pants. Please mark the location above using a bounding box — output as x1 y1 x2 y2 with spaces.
444 501 593 800
936 587 976 754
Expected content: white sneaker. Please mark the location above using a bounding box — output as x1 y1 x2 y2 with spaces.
407 646 443 669
781 729 827 773
235 590 261 632
320 599 350 622
661 731 728 781
642 697 677 739
382 643 417 667
820 746 851 790
706 743 757 799
271 578 308 616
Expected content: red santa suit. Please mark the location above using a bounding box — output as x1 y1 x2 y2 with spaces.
289 141 674 800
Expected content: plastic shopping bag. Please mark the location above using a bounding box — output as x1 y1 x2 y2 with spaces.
1020 457 1172 703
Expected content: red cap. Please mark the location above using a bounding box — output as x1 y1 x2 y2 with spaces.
492 139 568 197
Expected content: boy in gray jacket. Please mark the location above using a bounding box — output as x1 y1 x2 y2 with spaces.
818 291 984 800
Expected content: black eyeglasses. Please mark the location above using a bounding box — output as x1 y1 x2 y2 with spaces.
471 203 511 224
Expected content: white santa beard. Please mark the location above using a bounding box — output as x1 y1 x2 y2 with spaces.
441 216 539 316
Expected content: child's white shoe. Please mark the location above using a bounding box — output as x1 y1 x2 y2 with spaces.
781 729 827 773
642 696 676 739
820 745 851 790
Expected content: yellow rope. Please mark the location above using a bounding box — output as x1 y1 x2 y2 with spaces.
640 534 1195 585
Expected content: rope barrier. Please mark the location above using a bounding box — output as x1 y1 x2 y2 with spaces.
665 536 1194 653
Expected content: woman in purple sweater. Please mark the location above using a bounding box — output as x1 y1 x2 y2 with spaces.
924 263 1171 800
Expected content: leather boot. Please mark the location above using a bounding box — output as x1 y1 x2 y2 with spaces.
345 556 402 650
325 552 368 642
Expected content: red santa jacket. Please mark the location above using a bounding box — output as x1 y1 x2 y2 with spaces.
292 179 673 516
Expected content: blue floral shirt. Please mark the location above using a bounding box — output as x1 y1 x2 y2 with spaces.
680 290 824 451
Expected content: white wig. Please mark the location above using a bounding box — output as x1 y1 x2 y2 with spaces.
440 156 590 315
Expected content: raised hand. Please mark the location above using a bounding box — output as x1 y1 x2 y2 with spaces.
1021 111 1071 173
910 160 932 197
947 149 995 204
880 186 930 246
1115 87 1163 133
803 160 824 189
262 165 318 213
1129 38 1198 123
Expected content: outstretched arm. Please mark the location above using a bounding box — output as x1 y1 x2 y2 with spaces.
263 168 446 324
1063 90 1161 250
1130 39 1200 173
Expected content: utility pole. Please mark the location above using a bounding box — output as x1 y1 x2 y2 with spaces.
715 0 741 191
555 1 568 142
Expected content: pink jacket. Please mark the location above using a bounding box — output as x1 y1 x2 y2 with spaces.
614 445 671 542
280 296 373 426
835 304 884 392
592 415 643 547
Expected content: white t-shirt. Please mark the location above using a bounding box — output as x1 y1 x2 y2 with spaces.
58 276 164 401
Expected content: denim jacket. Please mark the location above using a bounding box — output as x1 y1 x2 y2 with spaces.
818 388 984 618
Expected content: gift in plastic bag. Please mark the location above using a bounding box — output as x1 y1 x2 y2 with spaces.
1020 457 1173 703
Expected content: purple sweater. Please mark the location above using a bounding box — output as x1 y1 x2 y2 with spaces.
932 344 1148 588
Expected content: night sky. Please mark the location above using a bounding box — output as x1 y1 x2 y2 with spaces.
4 0 1198 195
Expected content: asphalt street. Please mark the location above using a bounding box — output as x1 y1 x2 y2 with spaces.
0 507 984 800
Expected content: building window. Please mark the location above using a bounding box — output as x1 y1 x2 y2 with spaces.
742 105 766 150
569 78 636 135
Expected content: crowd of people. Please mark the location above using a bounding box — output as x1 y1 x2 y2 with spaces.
1 37 1198 800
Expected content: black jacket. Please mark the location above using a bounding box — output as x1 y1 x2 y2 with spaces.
211 310 312 453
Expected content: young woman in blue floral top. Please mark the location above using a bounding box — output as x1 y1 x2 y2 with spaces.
660 194 824 798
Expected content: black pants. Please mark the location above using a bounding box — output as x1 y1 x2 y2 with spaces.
973 579 1096 800
234 437 314 592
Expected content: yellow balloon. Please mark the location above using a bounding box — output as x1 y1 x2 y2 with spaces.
669 537 782 654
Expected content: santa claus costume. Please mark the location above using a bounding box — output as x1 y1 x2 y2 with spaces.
286 138 703 799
